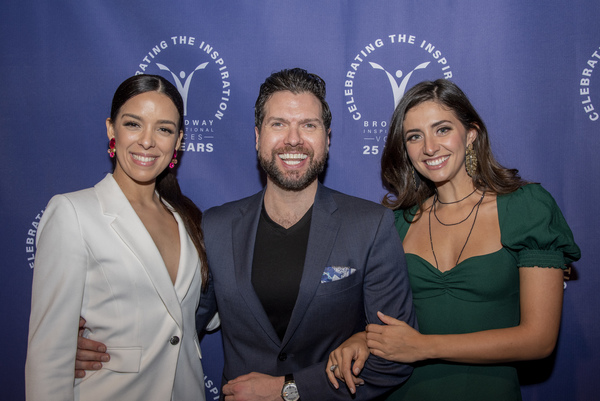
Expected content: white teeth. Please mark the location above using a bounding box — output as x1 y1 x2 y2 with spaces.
132 154 157 162
426 156 449 166
279 153 308 160
279 153 307 165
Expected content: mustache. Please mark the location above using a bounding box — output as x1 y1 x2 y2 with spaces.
272 145 314 156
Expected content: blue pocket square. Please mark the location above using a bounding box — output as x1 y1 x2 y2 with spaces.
321 266 356 283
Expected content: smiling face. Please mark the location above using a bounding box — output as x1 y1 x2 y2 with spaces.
255 90 330 191
107 91 183 189
403 100 477 187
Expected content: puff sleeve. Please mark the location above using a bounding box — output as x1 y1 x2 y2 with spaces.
498 184 580 269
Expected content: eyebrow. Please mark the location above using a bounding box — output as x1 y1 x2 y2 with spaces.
265 117 323 125
120 113 177 126
299 118 323 125
431 119 453 128
404 119 453 135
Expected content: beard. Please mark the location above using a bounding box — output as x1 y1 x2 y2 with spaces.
258 146 327 192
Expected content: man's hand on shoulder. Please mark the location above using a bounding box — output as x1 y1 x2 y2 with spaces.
222 372 284 401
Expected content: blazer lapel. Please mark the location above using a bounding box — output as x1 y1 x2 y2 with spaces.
282 183 341 346
171 209 198 304
231 190 281 345
95 175 183 328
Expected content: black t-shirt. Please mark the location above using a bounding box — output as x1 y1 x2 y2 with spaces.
251 204 312 341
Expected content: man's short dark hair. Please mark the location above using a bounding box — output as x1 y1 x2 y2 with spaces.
255 68 332 132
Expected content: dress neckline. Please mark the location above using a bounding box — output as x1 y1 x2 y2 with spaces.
405 248 505 275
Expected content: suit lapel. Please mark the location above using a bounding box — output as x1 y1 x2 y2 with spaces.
95 175 183 328
231 190 281 345
282 184 340 346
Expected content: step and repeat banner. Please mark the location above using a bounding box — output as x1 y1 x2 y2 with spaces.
2 1 599 399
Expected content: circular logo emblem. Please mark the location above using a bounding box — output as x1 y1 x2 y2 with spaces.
343 34 455 156
135 35 234 153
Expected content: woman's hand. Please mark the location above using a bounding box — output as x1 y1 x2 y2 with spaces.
326 332 367 394
366 311 429 363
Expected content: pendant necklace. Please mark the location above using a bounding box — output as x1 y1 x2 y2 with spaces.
428 190 485 270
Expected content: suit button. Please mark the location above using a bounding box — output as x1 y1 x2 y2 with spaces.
278 352 287 361
169 336 180 345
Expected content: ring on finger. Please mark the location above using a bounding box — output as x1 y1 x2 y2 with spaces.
329 365 338 372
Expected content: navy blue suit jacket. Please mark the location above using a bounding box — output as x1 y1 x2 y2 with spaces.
197 183 416 400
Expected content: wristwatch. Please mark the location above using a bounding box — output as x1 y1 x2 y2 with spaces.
281 373 300 401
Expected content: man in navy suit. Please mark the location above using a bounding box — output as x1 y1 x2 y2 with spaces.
76 68 416 400
196 68 416 400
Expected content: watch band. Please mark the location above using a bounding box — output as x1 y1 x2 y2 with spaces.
284 373 294 383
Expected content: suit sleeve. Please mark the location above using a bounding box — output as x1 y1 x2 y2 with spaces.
294 208 416 400
196 214 219 336
25 195 89 401
196 271 219 337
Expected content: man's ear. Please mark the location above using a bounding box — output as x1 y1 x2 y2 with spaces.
255 126 260 151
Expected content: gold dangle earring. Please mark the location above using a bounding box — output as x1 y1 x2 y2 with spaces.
465 143 477 177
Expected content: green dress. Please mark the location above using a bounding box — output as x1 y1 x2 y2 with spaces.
385 184 581 401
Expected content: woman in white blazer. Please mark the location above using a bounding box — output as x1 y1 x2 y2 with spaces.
25 75 216 401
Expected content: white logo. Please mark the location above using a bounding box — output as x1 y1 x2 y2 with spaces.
135 36 233 153
369 61 430 108
156 62 209 116
25 209 44 269
343 34 454 156
579 46 600 122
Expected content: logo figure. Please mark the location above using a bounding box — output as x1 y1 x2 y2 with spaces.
369 61 430 107
156 62 209 116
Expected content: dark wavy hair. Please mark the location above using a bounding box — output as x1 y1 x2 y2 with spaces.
109 74 209 290
254 68 332 131
381 79 526 218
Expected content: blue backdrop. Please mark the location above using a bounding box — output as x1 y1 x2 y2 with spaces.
2 1 599 399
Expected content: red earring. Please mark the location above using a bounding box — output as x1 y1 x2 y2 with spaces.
108 138 116 158
169 150 178 168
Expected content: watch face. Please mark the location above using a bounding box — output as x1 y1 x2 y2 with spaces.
282 383 300 401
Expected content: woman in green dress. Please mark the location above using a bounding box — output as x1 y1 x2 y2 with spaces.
326 79 580 400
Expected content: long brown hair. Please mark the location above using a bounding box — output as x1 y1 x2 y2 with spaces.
109 75 209 290
381 79 526 219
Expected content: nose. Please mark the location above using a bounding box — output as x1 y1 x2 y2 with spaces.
422 134 439 156
138 127 155 149
284 125 303 147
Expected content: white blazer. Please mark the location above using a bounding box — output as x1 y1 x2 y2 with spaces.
26 174 212 401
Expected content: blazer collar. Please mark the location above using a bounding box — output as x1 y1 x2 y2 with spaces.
231 189 280 343
94 174 184 327
231 183 341 347
282 183 341 346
